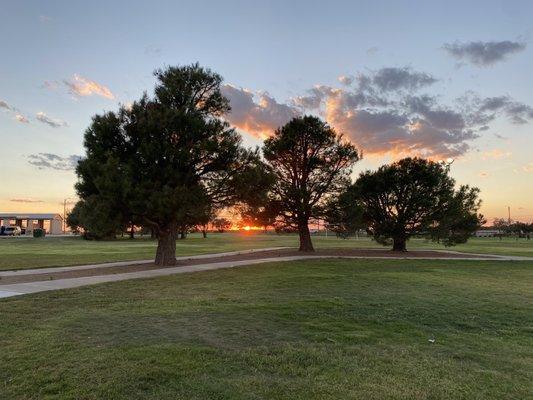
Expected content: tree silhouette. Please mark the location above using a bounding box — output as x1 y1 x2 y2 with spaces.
263 116 360 251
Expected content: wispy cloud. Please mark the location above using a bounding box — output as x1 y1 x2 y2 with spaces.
15 114 29 124
144 44 162 56
481 149 512 160
10 198 44 203
523 163 533 173
443 40 526 67
39 15 52 23
0 100 10 110
338 75 354 86
63 74 115 99
28 153 82 171
35 111 68 128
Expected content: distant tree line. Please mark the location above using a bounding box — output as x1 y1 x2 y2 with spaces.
68 63 484 265
491 219 532 239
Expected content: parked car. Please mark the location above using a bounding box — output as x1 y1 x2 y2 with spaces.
2 226 22 236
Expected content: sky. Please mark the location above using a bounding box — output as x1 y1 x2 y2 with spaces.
1 0 532 222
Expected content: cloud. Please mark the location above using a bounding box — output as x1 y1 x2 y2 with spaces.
10 198 44 203
0 100 30 124
523 163 533 173
221 85 299 138
443 40 526 66
366 46 379 55
28 153 82 171
42 80 59 90
481 149 512 160
15 114 29 123
338 75 354 86
63 74 115 99
370 67 437 92
35 111 68 128
144 45 162 55
222 66 532 159
478 172 489 178
39 15 52 23
464 94 533 125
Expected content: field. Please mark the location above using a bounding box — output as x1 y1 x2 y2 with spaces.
1 233 532 399
1 258 532 399
1 233 533 271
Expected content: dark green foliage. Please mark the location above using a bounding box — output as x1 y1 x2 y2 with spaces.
73 63 265 265
324 186 365 238
353 157 484 250
32 228 45 238
67 197 123 240
263 116 360 251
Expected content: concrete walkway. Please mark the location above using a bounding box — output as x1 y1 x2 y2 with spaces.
0 250 531 299
0 247 290 277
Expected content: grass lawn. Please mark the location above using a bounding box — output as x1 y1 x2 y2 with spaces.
1 258 531 399
0 233 532 271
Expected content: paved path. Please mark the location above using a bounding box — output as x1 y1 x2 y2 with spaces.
0 250 531 299
0 247 290 277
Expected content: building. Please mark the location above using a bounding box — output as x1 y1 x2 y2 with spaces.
0 213 63 235
475 229 502 238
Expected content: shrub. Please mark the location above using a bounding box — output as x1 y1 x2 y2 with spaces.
33 228 46 238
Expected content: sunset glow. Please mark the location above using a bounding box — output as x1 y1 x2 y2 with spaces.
0 2 532 223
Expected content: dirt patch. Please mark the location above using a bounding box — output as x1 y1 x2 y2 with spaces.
0 248 495 285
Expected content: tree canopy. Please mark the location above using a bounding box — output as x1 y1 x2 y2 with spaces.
262 116 360 251
73 64 266 265
349 157 484 251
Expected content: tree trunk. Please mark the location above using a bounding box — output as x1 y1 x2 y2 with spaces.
392 236 407 252
129 223 134 239
202 229 207 238
155 224 177 266
179 230 186 240
298 220 314 252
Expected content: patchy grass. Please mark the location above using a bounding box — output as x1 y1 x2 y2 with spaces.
0 233 532 271
1 258 532 399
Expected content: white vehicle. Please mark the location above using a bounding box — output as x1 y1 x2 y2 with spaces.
2 226 22 236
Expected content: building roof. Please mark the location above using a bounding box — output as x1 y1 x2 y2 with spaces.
0 213 63 220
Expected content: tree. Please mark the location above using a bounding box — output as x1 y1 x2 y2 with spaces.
213 218 232 233
352 157 484 251
323 185 365 238
74 64 264 265
263 116 360 251
66 197 123 239
239 201 280 231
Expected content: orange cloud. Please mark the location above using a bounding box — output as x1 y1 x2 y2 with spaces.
523 163 533 173
481 149 512 160
221 85 299 139
64 74 115 99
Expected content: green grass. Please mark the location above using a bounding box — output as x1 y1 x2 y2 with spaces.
0 233 532 271
1 258 531 399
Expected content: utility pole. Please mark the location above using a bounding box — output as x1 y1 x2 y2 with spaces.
508 206 511 224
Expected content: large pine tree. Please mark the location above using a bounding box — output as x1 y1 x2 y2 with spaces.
73 64 266 265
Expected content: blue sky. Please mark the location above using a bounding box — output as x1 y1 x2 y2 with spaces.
1 0 532 221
